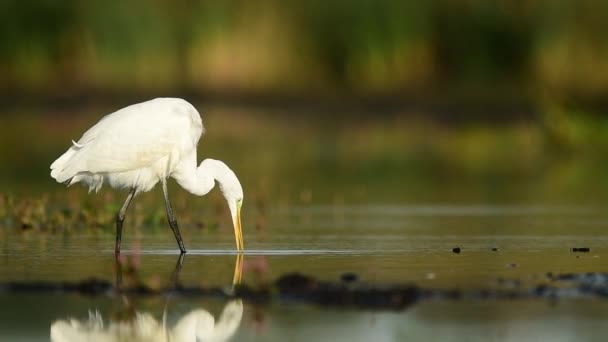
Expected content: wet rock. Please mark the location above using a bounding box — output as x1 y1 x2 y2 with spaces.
276 273 317 294
5 270 608 310
275 273 419 310
532 284 554 298
69 278 114 296
442 289 463 300
2 278 113 296
340 272 359 283
497 277 520 288
549 273 574 281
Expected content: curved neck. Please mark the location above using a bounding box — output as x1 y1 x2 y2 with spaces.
171 153 216 196
210 300 243 340
171 153 237 198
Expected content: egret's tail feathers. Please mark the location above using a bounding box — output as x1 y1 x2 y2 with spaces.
51 143 105 193
54 171 76 184
50 146 80 183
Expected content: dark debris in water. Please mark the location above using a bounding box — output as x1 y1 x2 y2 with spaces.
571 247 591 252
275 273 418 310
1 279 113 296
340 272 359 283
3 272 608 310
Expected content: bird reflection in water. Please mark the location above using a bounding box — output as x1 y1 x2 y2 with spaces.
50 254 244 342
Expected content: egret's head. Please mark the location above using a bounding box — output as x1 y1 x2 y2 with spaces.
214 161 244 251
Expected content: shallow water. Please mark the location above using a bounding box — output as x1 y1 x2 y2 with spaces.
3 295 608 341
1 204 608 340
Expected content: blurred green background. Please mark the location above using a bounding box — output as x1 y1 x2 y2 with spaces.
2 0 608 228
3 1 608 102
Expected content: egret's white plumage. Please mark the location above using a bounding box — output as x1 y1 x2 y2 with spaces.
51 98 203 193
50 98 244 253
50 300 244 342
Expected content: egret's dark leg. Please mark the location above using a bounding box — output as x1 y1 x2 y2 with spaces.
114 253 123 290
170 253 185 288
162 178 187 254
115 188 136 256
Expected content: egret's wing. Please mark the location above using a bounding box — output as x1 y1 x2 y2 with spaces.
54 99 202 182
73 113 187 173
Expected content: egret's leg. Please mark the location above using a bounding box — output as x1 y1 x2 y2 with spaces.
162 178 187 254
115 188 136 255
114 253 123 290
170 253 185 288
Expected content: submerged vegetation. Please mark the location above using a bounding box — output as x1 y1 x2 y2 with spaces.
0 190 233 233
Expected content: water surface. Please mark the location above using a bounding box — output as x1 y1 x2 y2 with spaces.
1 204 607 340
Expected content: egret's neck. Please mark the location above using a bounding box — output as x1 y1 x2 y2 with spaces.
171 153 215 196
171 154 240 199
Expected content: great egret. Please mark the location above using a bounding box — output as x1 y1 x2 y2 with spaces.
51 254 245 342
50 300 244 342
50 98 244 254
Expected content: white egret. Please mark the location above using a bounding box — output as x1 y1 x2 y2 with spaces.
50 300 244 342
50 98 244 254
51 254 245 342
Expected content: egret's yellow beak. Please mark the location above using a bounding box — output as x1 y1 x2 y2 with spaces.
234 201 244 252
233 253 244 285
